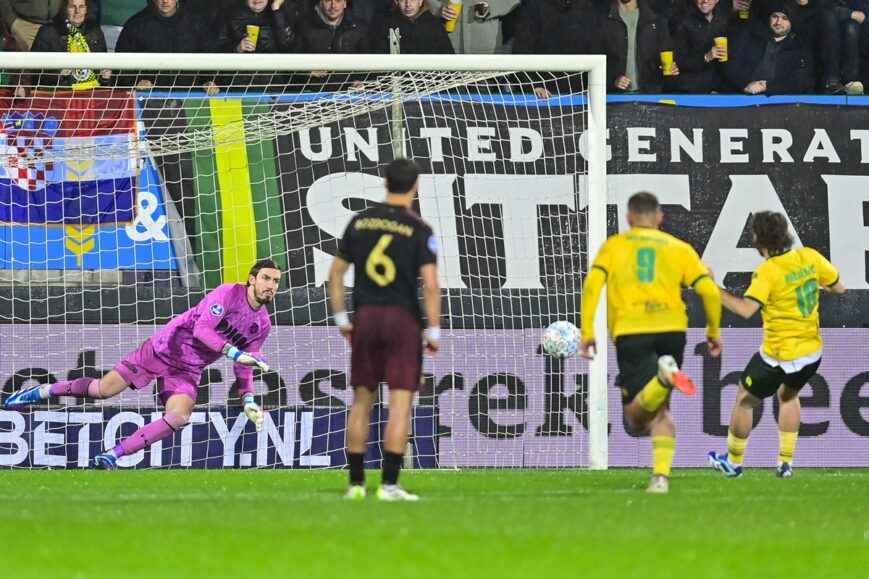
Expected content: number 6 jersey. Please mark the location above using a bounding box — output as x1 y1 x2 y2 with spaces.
336 202 437 324
744 247 839 361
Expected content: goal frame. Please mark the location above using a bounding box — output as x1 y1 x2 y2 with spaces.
2 52 609 469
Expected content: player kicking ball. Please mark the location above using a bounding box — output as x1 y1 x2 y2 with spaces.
4 259 282 469
709 212 844 478
329 159 440 501
580 192 722 493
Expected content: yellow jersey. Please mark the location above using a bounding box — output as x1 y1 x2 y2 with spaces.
744 247 839 360
587 227 710 339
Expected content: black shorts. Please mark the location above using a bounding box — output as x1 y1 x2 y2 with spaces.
350 304 423 391
615 332 687 405
741 352 821 399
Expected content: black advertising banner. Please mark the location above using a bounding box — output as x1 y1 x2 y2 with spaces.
270 100 867 328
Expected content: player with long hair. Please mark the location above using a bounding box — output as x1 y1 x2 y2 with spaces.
709 211 845 478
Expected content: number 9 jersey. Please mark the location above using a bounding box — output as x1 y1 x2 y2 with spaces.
744 247 839 361
587 227 711 339
336 202 438 324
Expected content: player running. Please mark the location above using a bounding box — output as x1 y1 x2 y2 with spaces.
580 191 722 493
708 211 844 478
4 259 281 469
329 158 440 502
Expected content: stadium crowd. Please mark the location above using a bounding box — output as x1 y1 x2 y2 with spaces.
2 0 868 94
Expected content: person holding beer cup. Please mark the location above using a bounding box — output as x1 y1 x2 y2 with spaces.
214 0 297 89
214 0 296 55
669 0 731 92
598 0 678 93
432 0 520 54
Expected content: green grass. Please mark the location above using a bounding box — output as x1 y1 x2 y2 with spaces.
1 469 868 578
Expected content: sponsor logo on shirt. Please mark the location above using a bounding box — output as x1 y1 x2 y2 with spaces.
428 235 439 255
210 304 225 316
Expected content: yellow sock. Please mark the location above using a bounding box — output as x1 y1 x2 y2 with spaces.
779 431 798 465
636 377 670 413
652 435 675 477
727 431 748 466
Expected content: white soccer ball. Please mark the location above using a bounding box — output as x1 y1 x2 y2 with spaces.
542 320 581 359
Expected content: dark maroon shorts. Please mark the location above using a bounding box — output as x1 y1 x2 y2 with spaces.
351 305 423 391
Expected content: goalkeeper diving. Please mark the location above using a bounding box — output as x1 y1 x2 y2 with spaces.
4 259 282 469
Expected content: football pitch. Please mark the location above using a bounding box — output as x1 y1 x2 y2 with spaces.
1 469 867 578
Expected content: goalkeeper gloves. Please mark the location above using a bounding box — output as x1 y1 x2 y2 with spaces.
242 395 264 432
226 346 270 372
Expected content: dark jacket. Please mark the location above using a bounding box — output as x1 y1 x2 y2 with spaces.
512 0 600 56
295 6 369 53
512 0 600 94
294 7 370 91
114 3 213 89
598 0 675 93
669 2 733 93
31 16 105 53
30 16 108 88
373 8 454 54
214 2 297 54
723 22 814 94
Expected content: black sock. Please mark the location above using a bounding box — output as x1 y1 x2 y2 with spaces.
381 451 403 486
347 452 365 486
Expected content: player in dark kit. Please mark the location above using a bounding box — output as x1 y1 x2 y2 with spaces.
329 158 441 501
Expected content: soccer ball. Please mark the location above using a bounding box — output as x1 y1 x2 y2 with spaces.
542 321 581 359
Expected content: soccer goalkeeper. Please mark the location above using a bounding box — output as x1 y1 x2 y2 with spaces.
4 259 281 469
580 192 722 494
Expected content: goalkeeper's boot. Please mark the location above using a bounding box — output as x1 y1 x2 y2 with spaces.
646 474 669 494
708 451 743 478
776 462 793 478
343 485 366 500
92 453 118 470
4 385 45 409
376 484 419 502
657 356 696 396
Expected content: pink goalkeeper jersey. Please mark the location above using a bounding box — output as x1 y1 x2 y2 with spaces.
150 283 272 394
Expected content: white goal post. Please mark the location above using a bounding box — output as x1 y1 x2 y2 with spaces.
0 53 608 470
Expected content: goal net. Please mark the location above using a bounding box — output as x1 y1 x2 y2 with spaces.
0 53 607 470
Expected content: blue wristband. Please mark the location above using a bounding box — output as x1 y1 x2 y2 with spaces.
226 346 242 361
242 394 255 406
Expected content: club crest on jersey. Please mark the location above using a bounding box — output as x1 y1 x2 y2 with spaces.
249 323 259 335
210 304 225 316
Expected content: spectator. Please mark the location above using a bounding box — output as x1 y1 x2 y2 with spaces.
295 0 370 90
296 0 368 52
373 0 454 53
431 0 519 54
29 0 109 90
0 0 61 50
215 0 297 54
786 0 863 94
723 1 814 94
670 0 733 92
599 0 678 93
512 0 602 98
214 0 298 90
115 0 217 94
